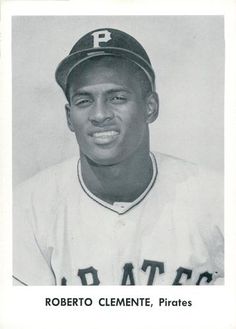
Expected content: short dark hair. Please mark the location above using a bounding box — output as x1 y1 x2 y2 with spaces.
65 56 153 103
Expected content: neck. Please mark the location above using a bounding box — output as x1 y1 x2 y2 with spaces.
80 145 153 204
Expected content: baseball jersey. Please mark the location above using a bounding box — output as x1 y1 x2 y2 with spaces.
13 152 224 286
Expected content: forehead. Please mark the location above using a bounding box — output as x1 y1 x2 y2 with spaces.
67 57 141 91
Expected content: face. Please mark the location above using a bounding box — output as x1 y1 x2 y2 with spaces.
65 57 158 165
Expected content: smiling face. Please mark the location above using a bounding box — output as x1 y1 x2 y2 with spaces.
65 57 158 166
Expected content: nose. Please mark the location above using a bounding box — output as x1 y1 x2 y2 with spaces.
89 98 114 125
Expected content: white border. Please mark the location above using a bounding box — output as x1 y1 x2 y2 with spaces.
1 1 236 329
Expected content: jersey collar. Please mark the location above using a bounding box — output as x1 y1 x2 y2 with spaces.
77 152 158 215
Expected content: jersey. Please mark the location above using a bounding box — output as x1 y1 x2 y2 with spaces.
13 152 224 286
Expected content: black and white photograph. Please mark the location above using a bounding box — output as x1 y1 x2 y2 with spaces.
1 1 236 328
12 16 224 286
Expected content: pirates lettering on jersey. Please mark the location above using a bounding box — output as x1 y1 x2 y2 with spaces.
142 260 165 285
60 259 215 286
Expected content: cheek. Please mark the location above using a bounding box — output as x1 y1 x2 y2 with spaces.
124 104 147 130
70 110 86 131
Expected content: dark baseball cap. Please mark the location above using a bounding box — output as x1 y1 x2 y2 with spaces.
55 28 156 92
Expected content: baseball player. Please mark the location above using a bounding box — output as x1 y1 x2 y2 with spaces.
13 28 224 285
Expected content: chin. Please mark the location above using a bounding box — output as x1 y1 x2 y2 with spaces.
87 155 120 167
84 149 126 167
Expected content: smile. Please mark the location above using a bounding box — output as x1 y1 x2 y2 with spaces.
91 130 120 144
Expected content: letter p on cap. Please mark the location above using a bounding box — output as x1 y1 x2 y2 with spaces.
91 30 112 47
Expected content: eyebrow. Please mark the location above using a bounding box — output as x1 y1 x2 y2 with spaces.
71 88 132 101
106 88 132 94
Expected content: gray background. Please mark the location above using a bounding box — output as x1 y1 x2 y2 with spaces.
12 16 224 185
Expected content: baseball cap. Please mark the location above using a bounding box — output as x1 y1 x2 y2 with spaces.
55 28 156 92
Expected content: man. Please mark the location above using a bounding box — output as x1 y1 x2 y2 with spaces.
13 28 224 285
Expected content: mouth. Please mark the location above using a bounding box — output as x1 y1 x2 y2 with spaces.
90 130 120 145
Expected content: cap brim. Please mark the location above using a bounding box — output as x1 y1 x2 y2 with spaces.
55 47 155 92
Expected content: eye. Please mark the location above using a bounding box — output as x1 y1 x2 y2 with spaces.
74 98 92 107
110 95 127 104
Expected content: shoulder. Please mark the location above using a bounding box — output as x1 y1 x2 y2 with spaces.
154 151 222 187
152 151 223 229
154 151 199 178
14 157 79 207
13 157 80 246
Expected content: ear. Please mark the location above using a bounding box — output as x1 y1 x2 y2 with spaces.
65 104 75 132
145 92 159 124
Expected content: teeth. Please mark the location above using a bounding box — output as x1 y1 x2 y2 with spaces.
93 131 119 138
